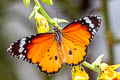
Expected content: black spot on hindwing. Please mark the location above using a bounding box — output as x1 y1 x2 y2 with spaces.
69 50 72 55
49 57 52 60
74 48 77 50
55 56 58 60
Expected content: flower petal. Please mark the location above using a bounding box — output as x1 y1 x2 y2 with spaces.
99 63 120 80
72 66 89 80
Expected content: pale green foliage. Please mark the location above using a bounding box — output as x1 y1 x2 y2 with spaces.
52 18 69 24
41 0 53 5
23 0 30 8
92 54 104 67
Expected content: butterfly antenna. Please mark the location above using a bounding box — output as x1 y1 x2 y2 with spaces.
54 11 59 28
56 11 58 24
88 8 100 15
55 11 62 30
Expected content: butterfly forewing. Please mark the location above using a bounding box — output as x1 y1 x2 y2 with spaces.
61 15 101 66
60 36 87 66
7 33 62 75
7 35 36 62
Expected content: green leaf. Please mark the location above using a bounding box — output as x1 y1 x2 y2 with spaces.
53 18 69 24
23 0 30 8
41 0 53 5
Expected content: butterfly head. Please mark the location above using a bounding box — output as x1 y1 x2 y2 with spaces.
53 27 59 32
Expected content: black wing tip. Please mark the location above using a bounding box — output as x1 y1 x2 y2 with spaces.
7 42 15 53
88 15 102 42
89 14 101 18
37 64 62 76
89 14 102 25
73 15 102 31
79 15 102 42
74 14 102 22
7 41 32 63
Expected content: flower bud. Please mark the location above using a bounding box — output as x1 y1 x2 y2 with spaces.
34 12 49 33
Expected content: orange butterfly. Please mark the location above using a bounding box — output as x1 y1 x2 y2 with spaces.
7 15 101 75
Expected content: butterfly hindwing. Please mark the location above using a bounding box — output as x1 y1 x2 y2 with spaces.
61 15 101 66
60 36 87 66
7 33 62 75
38 40 62 75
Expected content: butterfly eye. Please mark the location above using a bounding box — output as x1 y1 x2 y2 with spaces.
53 27 58 31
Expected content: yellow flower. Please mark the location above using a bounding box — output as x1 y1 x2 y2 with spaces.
99 63 120 80
34 12 49 33
72 66 89 80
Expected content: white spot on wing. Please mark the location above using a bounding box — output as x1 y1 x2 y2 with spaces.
84 17 88 20
97 16 101 19
7 45 12 51
92 32 96 35
79 19 82 21
89 24 94 28
19 54 23 59
20 41 25 47
86 19 92 24
19 47 24 53
93 29 96 33
19 38 26 53
24 50 27 53
89 28 91 31
75 20 77 22
83 16 95 28
28 35 31 38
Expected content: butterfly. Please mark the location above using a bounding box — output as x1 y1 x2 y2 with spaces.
7 15 101 75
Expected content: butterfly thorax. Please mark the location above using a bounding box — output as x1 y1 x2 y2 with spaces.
53 27 62 44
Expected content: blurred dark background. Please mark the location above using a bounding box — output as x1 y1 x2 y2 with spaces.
0 0 120 80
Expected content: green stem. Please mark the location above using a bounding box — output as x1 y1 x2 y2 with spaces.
34 0 54 25
97 72 102 80
82 61 99 73
39 6 53 24
34 0 40 6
